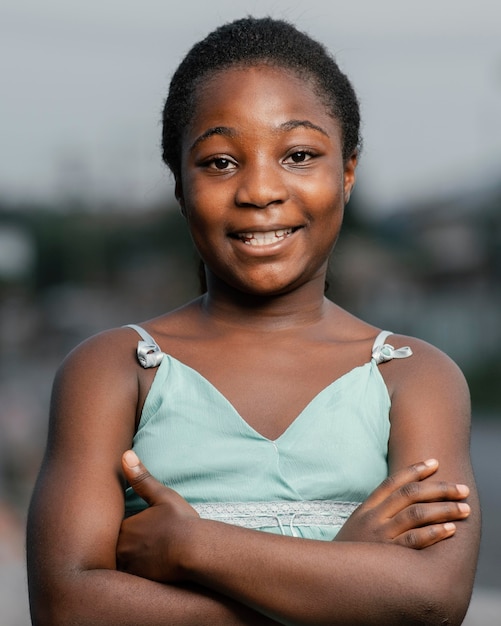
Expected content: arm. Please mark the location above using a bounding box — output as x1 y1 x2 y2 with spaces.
26 330 279 626
117 339 480 626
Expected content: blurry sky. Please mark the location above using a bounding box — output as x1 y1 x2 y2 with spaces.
1 0 500 215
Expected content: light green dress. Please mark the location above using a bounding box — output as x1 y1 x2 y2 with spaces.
124 327 412 540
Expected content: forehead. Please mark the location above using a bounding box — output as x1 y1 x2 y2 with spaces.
186 64 339 138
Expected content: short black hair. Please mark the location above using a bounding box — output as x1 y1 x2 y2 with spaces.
162 16 361 179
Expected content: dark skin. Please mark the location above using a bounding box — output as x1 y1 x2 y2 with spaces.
27 65 480 625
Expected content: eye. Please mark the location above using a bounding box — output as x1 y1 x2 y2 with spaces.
212 158 231 169
284 150 314 165
202 156 237 171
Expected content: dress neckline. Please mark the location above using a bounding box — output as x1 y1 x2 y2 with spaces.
150 354 379 443
126 324 407 441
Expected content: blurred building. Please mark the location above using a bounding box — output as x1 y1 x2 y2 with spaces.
332 183 501 379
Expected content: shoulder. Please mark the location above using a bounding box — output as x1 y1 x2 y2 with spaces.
43 326 148 468
51 326 145 425
383 333 469 401
56 300 205 385
381 334 471 460
57 326 140 379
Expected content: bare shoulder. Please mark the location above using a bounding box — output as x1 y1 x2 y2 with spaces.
385 333 471 435
61 324 143 365
384 333 469 404
382 334 472 477
54 304 206 419
49 325 146 450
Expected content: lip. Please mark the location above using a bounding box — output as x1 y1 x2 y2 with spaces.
229 224 302 239
228 225 303 254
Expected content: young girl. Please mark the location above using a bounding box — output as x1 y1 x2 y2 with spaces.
27 17 480 625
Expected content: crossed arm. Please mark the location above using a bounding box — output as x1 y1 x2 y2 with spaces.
117 453 474 626
26 331 480 625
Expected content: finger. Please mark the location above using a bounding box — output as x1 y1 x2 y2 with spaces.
122 450 174 507
389 501 471 536
362 459 439 509
393 522 457 550
379 481 470 519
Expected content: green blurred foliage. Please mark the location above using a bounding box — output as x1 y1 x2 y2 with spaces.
0 201 195 292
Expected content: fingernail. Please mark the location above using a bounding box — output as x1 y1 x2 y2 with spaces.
424 459 438 467
123 450 140 468
458 503 471 514
444 522 456 532
457 484 470 497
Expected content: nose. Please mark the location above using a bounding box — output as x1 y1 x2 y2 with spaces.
234 159 289 208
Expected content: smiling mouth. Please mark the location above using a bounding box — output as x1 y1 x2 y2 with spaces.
232 227 300 246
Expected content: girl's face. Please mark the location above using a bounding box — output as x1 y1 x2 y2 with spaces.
177 64 357 297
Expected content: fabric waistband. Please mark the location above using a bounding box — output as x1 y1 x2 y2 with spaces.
192 500 360 536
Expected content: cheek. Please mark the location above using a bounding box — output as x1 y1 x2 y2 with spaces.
300 184 344 230
183 176 226 222
184 207 224 264
297 168 343 202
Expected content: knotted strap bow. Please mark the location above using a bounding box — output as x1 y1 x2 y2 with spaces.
137 340 164 368
372 342 413 365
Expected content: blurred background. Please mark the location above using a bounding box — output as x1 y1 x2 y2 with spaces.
1 1 500 623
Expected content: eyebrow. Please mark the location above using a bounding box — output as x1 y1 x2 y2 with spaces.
189 126 237 153
278 119 329 137
189 119 329 153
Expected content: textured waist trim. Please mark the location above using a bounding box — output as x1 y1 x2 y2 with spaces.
192 500 360 536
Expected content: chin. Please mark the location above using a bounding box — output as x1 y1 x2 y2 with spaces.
209 263 322 298
231 275 308 298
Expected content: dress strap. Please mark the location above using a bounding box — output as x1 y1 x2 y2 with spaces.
124 324 164 369
371 330 413 365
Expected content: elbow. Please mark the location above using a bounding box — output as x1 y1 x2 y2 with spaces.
400 576 474 626
29 591 76 626
28 569 93 626
408 598 470 626
30 596 95 626
29 602 61 626
433 587 473 626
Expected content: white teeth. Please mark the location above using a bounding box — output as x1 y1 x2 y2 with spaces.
239 228 293 246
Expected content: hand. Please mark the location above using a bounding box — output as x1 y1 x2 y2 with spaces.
335 459 470 549
117 450 199 582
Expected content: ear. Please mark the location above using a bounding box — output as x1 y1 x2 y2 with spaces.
343 151 358 205
175 178 186 216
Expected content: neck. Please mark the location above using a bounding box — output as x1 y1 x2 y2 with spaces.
200 273 331 332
